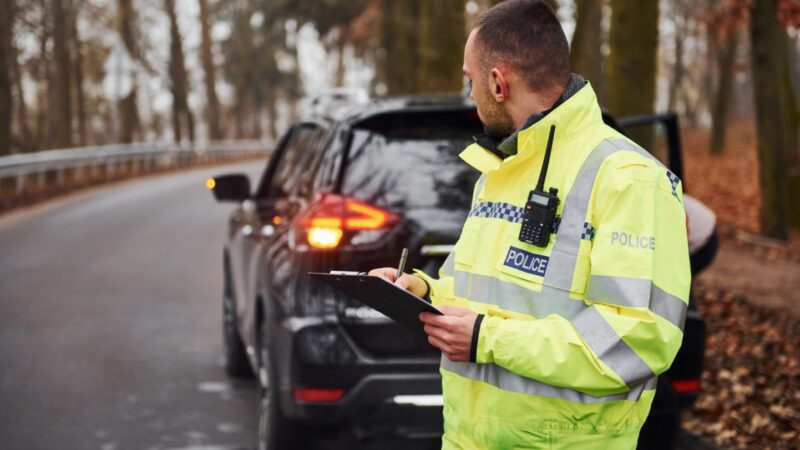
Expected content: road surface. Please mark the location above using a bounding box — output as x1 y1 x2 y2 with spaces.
0 162 264 450
0 162 717 450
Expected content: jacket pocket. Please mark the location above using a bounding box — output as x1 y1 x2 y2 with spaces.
494 231 549 291
452 218 481 269
495 231 591 296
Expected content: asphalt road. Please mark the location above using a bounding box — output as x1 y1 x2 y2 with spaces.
0 162 264 450
0 162 718 450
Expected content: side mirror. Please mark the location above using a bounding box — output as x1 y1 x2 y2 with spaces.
208 174 251 202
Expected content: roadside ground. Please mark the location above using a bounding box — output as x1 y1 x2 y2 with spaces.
679 124 800 449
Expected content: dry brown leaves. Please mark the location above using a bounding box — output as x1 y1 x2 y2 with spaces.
683 281 800 449
681 122 800 254
681 123 761 236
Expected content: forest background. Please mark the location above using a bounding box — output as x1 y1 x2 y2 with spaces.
1 1 800 447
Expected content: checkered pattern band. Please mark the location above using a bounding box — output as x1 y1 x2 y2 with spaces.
581 222 596 241
469 201 525 223
469 201 561 234
666 170 680 199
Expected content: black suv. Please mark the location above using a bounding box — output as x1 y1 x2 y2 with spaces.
209 94 706 450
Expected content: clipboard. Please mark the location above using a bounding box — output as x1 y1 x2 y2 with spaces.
309 272 443 331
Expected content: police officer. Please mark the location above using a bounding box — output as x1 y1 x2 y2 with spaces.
369 1 690 448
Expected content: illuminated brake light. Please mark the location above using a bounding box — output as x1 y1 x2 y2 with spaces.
294 194 400 250
311 217 342 228
671 379 701 393
345 201 391 230
308 227 343 249
293 388 345 403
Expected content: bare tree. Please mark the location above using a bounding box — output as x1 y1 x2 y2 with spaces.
51 0 73 148
570 0 604 98
69 2 87 146
0 0 13 154
198 0 222 140
116 0 139 143
605 0 659 149
418 0 466 93
709 29 738 154
749 0 793 238
164 0 194 142
11 18 30 151
379 0 466 95
605 0 659 117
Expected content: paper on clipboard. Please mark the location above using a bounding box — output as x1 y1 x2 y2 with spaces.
309 272 443 331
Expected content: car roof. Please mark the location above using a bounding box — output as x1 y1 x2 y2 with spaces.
304 95 477 127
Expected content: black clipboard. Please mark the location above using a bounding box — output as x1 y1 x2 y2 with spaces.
309 272 443 331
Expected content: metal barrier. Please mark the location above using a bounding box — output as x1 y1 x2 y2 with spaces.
0 140 271 210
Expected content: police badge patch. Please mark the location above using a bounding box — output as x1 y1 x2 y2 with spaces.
503 246 549 277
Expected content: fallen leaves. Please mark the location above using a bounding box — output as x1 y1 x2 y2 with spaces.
683 282 800 449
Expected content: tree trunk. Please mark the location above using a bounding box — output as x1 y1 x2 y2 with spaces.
379 0 419 95
380 0 465 95
164 0 194 142
51 0 72 148
264 84 277 141
36 6 54 150
750 0 790 239
0 0 13 155
70 4 87 146
198 0 222 140
779 30 800 231
710 29 738 154
570 0 604 98
605 0 659 149
333 24 350 88
117 0 139 144
667 15 686 112
418 0 466 93
11 26 30 151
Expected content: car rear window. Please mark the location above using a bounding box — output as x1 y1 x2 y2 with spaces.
342 111 483 211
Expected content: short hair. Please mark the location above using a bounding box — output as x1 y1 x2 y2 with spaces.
472 0 570 95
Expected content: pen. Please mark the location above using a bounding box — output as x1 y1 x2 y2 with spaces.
396 247 408 280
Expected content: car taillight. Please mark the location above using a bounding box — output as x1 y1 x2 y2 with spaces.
292 194 400 250
293 388 345 403
671 378 701 393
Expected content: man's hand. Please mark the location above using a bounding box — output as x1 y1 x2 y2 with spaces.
368 267 428 297
419 305 478 362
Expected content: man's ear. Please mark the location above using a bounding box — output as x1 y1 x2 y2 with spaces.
489 67 509 102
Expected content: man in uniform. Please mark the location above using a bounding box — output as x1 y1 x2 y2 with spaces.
369 1 690 448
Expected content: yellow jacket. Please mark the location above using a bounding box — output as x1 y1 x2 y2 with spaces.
415 82 691 449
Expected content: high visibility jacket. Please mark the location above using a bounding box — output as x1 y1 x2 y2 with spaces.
415 83 690 449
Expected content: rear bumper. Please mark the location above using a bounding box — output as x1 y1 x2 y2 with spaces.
285 372 443 426
272 316 443 433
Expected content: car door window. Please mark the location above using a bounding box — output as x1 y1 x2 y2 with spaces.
296 127 333 199
266 125 321 198
313 125 347 193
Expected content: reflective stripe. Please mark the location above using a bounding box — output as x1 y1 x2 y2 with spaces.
421 244 455 256
571 307 655 386
441 252 455 277
472 174 486 199
610 138 665 167
541 141 622 296
586 275 688 329
441 357 657 404
473 174 487 204
454 270 587 319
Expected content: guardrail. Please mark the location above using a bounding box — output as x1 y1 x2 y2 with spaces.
0 139 271 212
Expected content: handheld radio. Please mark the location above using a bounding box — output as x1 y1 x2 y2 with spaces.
518 125 560 247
